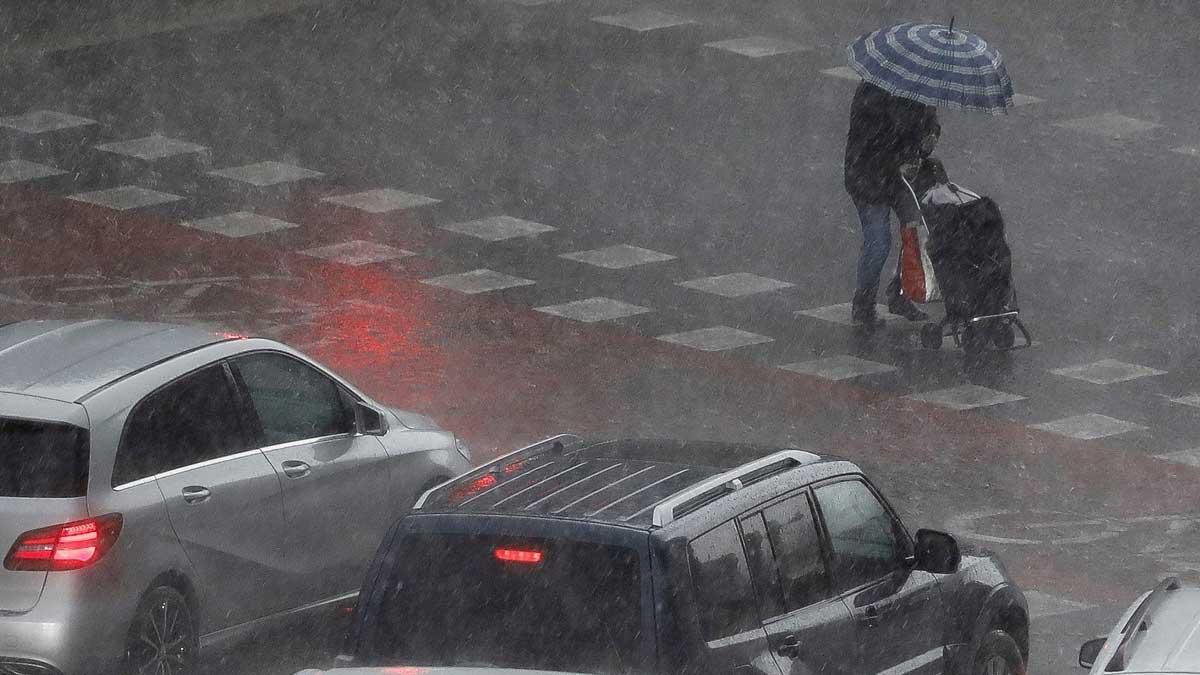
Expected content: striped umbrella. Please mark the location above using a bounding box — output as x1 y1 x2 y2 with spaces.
847 22 1014 115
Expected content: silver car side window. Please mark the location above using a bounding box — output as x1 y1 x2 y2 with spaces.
231 352 356 447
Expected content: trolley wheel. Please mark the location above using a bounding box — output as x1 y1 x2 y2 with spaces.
992 322 1016 349
962 325 988 354
920 323 944 350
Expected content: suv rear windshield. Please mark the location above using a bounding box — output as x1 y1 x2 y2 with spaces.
367 533 645 675
0 417 89 498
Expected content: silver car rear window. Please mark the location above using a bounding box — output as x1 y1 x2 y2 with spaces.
0 417 89 498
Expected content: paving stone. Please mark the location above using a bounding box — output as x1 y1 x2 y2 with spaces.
705 36 808 58
657 326 773 352
1053 113 1162 140
560 244 676 270
679 273 794 298
536 297 651 322
209 161 324 186
183 212 298 238
0 159 65 183
0 110 96 133
591 9 694 32
442 215 556 241
300 240 415 265
95 135 207 160
779 355 897 381
1029 413 1147 440
906 384 1026 411
68 185 183 210
422 269 535 294
1051 359 1166 385
321 188 440 213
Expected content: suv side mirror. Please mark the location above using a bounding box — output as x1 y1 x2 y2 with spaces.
356 402 387 436
914 529 960 574
1079 637 1106 669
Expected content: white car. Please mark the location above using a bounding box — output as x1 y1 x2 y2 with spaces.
1078 577 1198 674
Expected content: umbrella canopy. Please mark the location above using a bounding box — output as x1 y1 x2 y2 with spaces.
847 22 1014 115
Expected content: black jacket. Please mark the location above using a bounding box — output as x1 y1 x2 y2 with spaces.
843 81 941 207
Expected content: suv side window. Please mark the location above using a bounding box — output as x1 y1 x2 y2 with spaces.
762 492 831 611
814 479 908 593
114 364 249 486
688 521 759 640
231 352 355 446
740 512 787 619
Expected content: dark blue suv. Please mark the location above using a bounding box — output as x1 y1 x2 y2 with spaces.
333 436 1029 675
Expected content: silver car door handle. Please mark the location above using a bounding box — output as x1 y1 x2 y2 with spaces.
182 486 211 504
281 460 312 479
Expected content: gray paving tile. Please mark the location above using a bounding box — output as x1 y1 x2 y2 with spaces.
321 188 440 213
300 240 415 265
442 215 556 241
1156 448 1200 468
591 9 694 32
705 36 808 58
1050 358 1166 385
209 161 324 186
820 66 860 81
0 110 97 134
560 244 676 269
183 212 298 238
1053 113 1162 140
906 384 1026 411
796 302 902 326
679 273 794 298
422 269 535 294
0 159 65 183
779 355 896 381
1029 413 1147 440
1170 393 1200 408
536 297 652 322
95 135 207 160
68 185 183 210
1011 93 1043 107
657 326 773 352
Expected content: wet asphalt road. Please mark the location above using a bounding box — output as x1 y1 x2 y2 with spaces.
3 0 1200 673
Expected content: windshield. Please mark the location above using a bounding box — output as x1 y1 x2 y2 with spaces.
367 533 645 675
0 417 88 498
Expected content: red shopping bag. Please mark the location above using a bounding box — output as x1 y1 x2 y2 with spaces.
900 222 940 303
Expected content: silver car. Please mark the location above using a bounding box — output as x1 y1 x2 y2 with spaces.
0 319 472 675
1078 577 1199 674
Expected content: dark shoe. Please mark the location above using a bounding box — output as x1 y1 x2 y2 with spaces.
852 288 884 328
887 295 929 322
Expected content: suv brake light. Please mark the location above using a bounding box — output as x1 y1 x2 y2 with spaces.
4 514 123 571
494 548 543 564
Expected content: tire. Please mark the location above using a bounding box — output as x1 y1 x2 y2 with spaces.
124 586 198 675
992 322 1016 349
972 629 1024 675
921 323 944 350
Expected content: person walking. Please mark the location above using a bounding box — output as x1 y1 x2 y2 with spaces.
843 79 939 327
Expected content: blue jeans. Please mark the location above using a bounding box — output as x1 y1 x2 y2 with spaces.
855 204 892 293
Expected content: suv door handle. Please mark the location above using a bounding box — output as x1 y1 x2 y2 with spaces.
182 486 211 504
777 635 802 659
281 460 311 479
856 604 880 628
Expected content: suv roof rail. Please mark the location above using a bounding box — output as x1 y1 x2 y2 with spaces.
651 449 820 527
1106 576 1182 671
413 433 583 510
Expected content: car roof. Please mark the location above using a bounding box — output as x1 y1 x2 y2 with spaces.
0 319 231 404
415 436 850 530
1117 583 1200 673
